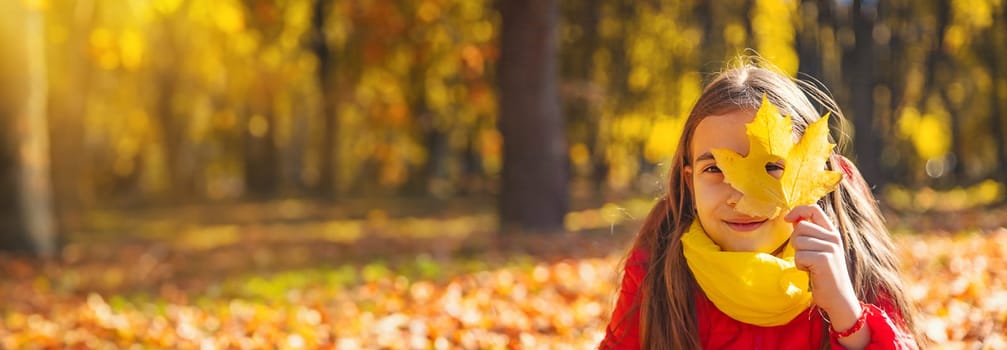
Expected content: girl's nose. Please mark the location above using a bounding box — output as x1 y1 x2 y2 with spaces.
726 187 742 207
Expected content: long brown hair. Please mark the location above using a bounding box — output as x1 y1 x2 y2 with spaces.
618 60 921 349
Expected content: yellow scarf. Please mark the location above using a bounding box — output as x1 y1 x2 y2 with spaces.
681 220 813 326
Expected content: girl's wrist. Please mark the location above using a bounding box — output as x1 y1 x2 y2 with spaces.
822 300 864 335
830 303 869 339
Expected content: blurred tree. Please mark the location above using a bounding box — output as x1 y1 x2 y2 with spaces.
47 0 96 231
0 1 58 257
842 0 884 188
0 0 999 215
989 0 1007 181
497 0 567 232
560 0 604 191
925 0 959 182
151 13 196 200
310 0 340 197
796 0 827 85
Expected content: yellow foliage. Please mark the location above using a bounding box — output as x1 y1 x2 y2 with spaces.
21 0 48 11
569 143 591 168
884 180 1005 212
458 0 484 21
677 73 702 117
752 0 799 76
472 20 494 43
262 46 283 69
898 106 951 160
327 4 352 50
952 0 994 29
479 129 502 175
89 27 113 49
628 67 651 91
214 1 245 34
613 114 650 141
461 45 484 76
918 117 949 160
897 107 921 137
119 29 144 70
723 23 747 47
599 12 620 40
944 25 967 52
643 117 684 163
418 1 441 23
975 179 1003 205
248 115 269 138
153 0 183 15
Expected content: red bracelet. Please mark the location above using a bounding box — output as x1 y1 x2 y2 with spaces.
829 303 870 339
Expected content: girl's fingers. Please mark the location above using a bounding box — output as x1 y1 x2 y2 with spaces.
794 251 830 272
792 220 842 245
784 205 837 233
791 233 839 253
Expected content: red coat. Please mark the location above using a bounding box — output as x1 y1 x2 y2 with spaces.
600 249 918 349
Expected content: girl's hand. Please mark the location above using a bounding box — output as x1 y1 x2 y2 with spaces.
785 205 869 348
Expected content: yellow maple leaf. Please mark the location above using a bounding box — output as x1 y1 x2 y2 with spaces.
710 95 842 218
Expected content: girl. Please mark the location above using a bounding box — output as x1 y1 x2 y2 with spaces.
600 62 921 349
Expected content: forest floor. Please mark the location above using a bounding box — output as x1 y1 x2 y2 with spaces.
1 197 1005 349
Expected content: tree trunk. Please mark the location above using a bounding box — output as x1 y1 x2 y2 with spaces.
989 1 1007 182
497 0 568 232
922 0 961 187
243 101 279 197
989 75 1006 181
0 1 58 258
49 0 95 234
311 0 340 198
843 0 885 189
561 0 602 193
876 1 904 137
154 73 191 200
403 34 442 196
796 0 824 82
282 95 310 194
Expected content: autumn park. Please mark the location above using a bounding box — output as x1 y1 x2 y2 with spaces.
0 0 1005 348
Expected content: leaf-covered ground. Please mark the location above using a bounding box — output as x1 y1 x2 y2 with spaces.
1 212 1005 349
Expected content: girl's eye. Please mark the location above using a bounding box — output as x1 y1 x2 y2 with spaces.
765 163 784 172
703 165 722 173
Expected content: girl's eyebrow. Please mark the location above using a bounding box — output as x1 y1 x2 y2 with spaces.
694 152 715 163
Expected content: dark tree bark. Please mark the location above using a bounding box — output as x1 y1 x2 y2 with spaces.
401 2 443 197
281 93 310 195
497 0 568 232
561 0 603 192
405 86 446 196
154 74 189 198
152 19 197 201
243 97 279 197
311 0 341 198
989 1 1007 182
0 2 58 258
920 0 964 187
842 0 885 189
796 0 828 84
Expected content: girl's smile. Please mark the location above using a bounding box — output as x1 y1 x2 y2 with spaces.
724 218 767 232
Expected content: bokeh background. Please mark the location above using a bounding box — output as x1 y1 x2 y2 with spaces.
0 0 1005 348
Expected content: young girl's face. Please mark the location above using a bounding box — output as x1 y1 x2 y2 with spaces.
685 109 793 253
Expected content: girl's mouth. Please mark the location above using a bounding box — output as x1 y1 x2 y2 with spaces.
725 219 767 232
